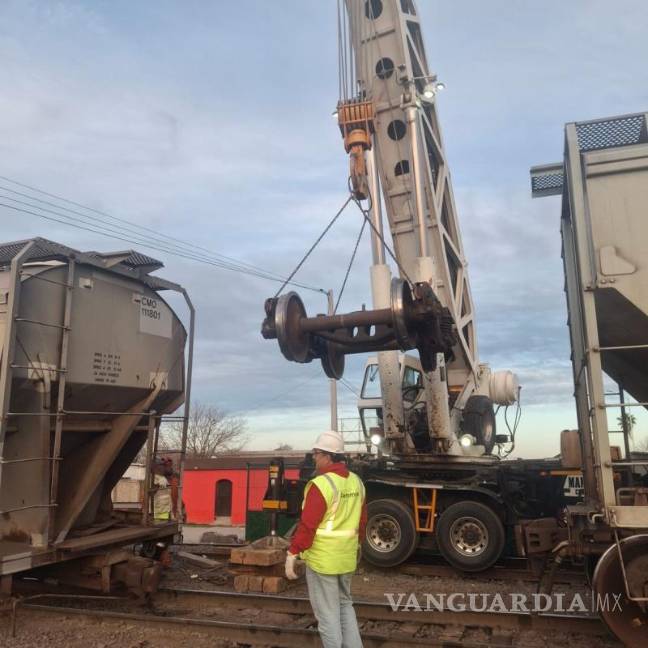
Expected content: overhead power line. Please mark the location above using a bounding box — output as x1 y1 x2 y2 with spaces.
0 201 322 292
0 174 280 277
0 174 325 293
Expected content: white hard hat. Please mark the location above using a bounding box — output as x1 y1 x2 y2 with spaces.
313 430 345 455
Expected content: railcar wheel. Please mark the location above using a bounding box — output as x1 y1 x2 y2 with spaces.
592 534 648 648
275 292 311 362
363 499 419 567
436 501 504 572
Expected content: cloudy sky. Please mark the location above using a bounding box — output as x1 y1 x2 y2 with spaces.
2 0 648 456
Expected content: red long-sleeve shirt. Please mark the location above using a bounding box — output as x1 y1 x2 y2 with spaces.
289 462 367 555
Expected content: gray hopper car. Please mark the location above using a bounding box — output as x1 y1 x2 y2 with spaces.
0 238 193 593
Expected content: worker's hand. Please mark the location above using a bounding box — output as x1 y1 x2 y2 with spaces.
285 552 298 580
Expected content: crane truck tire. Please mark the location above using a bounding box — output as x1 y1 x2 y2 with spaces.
462 395 496 454
436 501 505 572
363 499 419 567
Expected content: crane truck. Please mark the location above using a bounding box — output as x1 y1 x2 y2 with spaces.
262 2 648 644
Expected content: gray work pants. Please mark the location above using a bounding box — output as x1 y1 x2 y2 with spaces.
305 565 364 648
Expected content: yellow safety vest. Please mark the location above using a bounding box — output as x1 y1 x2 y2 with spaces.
153 475 171 520
301 471 365 575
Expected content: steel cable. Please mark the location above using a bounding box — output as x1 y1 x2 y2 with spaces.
272 194 353 298
334 217 366 313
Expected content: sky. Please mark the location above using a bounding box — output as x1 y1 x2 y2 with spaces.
1 0 648 456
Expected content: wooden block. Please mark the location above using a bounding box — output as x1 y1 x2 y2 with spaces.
232 548 284 566
229 548 247 565
262 576 287 594
247 575 265 592
230 547 284 566
233 575 249 592
229 560 304 578
246 549 284 566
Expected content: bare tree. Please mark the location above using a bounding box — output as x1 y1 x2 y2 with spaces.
162 402 248 457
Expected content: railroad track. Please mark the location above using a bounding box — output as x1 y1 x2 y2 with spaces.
6 587 612 648
395 555 586 585
180 544 587 585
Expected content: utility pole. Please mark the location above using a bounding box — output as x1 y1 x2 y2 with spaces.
327 289 338 431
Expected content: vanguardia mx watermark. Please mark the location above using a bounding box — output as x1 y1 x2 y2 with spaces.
384 591 623 614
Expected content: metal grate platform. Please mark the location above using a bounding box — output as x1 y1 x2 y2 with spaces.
530 164 564 197
576 114 648 152
0 237 179 290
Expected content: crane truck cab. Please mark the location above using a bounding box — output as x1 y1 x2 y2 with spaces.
358 354 517 457
358 354 424 451
351 354 521 572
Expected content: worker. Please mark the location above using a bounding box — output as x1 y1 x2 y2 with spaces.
153 457 179 521
285 430 367 648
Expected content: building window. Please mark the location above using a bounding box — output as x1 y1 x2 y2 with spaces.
214 479 232 519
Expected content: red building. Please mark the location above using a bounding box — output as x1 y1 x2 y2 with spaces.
182 451 305 526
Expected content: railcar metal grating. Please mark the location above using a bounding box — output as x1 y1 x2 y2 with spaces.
576 114 648 152
0 237 162 271
0 237 177 290
531 170 564 194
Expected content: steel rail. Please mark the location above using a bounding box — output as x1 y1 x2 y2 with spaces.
396 559 585 585
10 586 611 647
154 587 607 636
13 602 501 648
178 543 586 585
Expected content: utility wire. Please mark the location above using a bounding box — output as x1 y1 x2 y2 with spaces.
0 201 323 293
0 174 277 280
0 182 281 281
339 376 361 398
0 174 326 292
238 373 325 415
0 191 282 283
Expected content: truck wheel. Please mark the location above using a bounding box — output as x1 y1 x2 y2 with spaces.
363 499 419 567
463 395 496 454
436 501 504 572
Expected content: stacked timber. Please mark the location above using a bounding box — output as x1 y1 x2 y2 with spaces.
229 538 304 593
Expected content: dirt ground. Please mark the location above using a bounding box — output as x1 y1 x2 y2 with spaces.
0 555 622 648
2 613 244 648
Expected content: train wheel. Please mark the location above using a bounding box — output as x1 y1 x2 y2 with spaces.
436 500 504 572
363 499 419 567
592 534 648 648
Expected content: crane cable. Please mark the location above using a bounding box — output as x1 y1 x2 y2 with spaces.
334 216 366 313
272 195 353 298
352 193 414 287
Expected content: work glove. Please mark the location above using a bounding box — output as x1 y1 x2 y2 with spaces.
285 552 299 580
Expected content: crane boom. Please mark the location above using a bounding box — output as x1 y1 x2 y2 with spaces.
261 0 519 457
345 0 478 396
